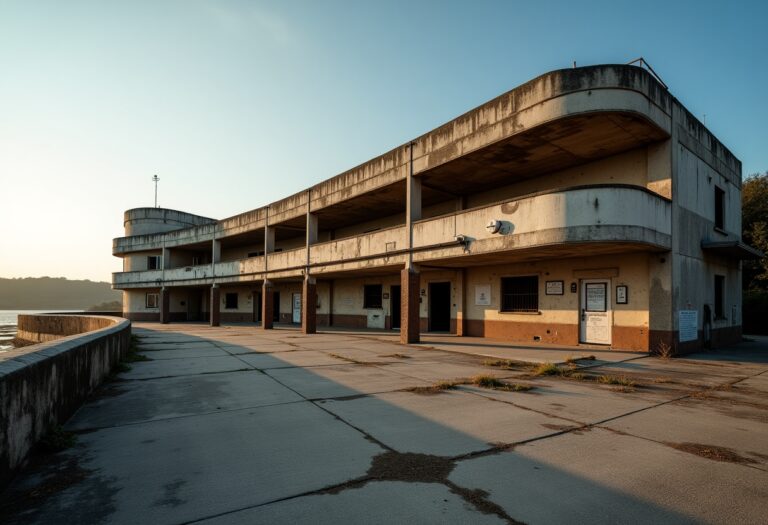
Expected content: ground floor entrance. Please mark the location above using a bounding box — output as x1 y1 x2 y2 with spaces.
580 279 612 345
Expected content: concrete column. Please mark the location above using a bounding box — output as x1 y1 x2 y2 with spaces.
160 287 170 324
456 268 466 337
265 226 275 254
162 247 170 269
262 280 274 330
302 276 317 334
400 266 420 344
405 142 421 271
210 284 220 327
306 212 318 259
211 239 221 263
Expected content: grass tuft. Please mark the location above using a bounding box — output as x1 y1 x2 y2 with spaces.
470 375 533 392
405 380 461 395
596 375 636 387
533 362 563 376
482 359 532 370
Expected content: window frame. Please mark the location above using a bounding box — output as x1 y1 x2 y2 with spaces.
363 284 383 309
500 275 540 313
225 292 239 310
714 186 725 232
714 274 725 319
147 255 161 270
145 292 159 309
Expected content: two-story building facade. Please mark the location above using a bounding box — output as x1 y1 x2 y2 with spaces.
112 64 761 353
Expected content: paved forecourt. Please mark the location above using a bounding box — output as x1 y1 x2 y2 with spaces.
1 324 766 524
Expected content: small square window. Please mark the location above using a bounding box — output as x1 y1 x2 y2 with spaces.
146 293 159 309
500 276 539 313
714 186 725 230
191 256 201 266
714 275 725 319
147 255 161 270
225 293 238 309
363 284 383 309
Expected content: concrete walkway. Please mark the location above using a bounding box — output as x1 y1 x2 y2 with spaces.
1 325 767 524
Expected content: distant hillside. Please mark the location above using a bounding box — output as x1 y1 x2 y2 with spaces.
0 277 122 310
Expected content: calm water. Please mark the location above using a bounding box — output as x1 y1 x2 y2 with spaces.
0 310 82 351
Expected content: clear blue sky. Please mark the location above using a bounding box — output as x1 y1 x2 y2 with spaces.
1 0 766 282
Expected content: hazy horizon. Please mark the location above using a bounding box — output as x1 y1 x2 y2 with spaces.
2 0 766 282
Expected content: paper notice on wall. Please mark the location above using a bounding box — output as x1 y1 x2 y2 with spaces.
475 285 491 306
679 310 698 342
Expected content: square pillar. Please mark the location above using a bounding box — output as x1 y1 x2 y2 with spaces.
210 285 220 327
400 268 420 344
302 276 317 334
456 268 466 337
160 287 170 324
262 281 274 330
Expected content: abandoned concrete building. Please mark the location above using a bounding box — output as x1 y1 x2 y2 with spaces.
112 64 761 353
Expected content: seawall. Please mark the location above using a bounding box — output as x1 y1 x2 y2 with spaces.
0 314 131 488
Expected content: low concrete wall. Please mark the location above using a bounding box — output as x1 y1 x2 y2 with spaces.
0 315 131 488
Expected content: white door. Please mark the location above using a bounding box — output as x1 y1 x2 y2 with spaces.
292 293 301 324
580 279 612 345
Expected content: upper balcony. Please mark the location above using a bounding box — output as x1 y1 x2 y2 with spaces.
113 185 671 288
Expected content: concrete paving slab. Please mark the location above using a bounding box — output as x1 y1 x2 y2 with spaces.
66 370 302 430
380 361 515 383
320 390 569 457
266 364 427 399
215 343 299 354
238 350 348 369
198 481 505 525
402 335 644 364
603 398 768 467
137 341 221 350
119 355 253 380
4 402 383 525
460 380 666 425
450 428 768 525
139 346 231 360
591 360 747 388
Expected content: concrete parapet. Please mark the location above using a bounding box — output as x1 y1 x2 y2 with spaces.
0 315 131 489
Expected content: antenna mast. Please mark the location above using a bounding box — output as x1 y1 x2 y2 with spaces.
152 174 160 208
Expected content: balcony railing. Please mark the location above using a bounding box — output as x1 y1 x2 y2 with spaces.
113 185 671 288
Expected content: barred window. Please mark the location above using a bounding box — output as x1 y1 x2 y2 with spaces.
500 276 539 312
363 284 383 309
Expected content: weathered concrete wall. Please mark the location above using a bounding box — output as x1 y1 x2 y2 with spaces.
124 208 216 236
0 315 131 488
464 253 651 351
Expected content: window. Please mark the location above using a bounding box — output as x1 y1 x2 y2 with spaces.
500 276 539 312
714 275 725 319
363 284 383 309
714 186 725 231
145 293 159 309
147 255 161 270
191 256 201 266
247 251 265 258
225 293 239 309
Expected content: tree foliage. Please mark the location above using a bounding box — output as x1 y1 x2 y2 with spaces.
742 171 768 291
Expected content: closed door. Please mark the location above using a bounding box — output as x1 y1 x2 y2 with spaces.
580 279 612 345
428 282 451 332
273 292 280 322
253 291 261 323
292 293 301 324
390 285 401 329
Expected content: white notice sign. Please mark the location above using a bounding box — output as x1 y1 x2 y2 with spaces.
679 310 698 342
475 285 491 306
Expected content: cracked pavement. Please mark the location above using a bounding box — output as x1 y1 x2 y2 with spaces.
1 325 767 524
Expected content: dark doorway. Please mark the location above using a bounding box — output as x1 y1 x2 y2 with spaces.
390 285 401 329
273 292 280 322
428 282 451 332
253 291 261 323
187 289 203 322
